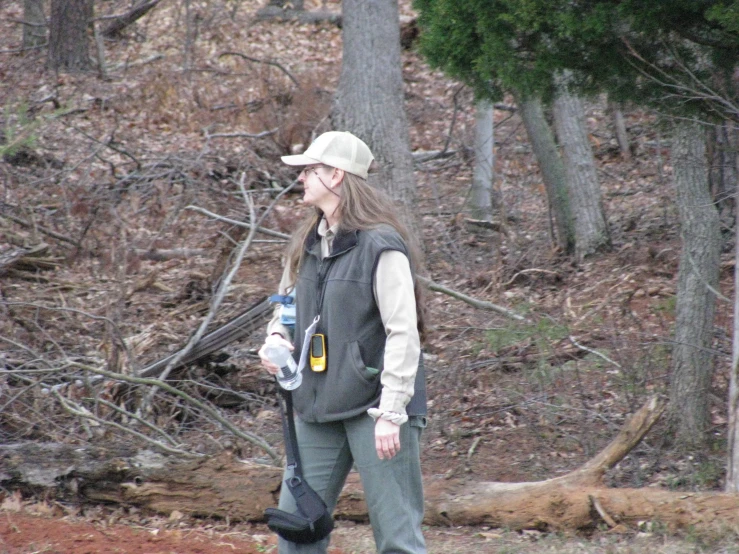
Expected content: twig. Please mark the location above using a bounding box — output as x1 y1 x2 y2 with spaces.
68 361 280 463
503 268 558 287
184 205 290 239
206 128 278 139
96 397 180 447
568 336 621 369
218 51 300 87
417 275 526 321
467 436 482 460
52 389 199 458
442 84 466 154
0 212 80 247
109 53 163 71
589 494 618 528
2 302 139 374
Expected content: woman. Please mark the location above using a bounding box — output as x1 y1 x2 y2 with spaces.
259 131 427 554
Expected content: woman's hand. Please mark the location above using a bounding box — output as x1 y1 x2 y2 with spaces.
375 419 401 460
258 334 294 376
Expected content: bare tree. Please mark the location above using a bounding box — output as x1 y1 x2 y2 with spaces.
608 100 631 161
516 94 574 253
468 99 495 221
552 81 610 260
332 0 419 235
22 0 46 49
48 0 93 72
670 118 721 449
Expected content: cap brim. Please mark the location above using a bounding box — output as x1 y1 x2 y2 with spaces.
281 154 321 166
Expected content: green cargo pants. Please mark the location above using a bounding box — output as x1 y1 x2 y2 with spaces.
276 413 427 554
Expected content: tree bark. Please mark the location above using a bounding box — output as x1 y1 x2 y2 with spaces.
332 0 419 236
516 94 574 253
708 121 737 231
22 0 46 49
728 151 739 491
468 99 495 221
48 0 93 72
552 81 610 261
8 396 739 532
608 100 631 161
670 119 721 449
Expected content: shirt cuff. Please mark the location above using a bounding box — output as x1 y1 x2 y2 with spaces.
367 408 408 425
377 389 411 415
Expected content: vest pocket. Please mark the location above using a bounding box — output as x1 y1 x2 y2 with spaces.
349 341 381 382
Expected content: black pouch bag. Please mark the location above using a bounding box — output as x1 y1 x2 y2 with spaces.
264 389 334 544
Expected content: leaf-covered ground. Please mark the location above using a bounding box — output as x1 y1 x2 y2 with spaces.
1 0 736 552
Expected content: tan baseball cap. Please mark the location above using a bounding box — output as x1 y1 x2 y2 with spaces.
281 131 374 179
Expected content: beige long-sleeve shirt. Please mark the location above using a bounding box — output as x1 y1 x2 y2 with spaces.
266 219 420 415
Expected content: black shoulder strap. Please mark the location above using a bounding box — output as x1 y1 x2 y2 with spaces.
278 388 303 478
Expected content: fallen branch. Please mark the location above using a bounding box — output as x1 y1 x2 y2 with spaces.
418 275 526 321
218 51 300 87
0 244 59 276
254 6 341 26
0 212 80 248
205 128 278 139
101 0 162 38
185 205 290 240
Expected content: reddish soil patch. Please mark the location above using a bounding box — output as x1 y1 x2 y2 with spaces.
1 511 272 554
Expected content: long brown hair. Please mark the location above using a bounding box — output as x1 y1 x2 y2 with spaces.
285 170 426 340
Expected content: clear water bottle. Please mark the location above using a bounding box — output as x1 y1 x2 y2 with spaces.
264 335 302 390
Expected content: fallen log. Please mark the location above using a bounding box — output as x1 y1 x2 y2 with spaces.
0 243 58 276
3 396 739 532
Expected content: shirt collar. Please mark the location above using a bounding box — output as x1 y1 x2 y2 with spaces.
317 217 340 239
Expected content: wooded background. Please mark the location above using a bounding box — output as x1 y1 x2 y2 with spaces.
3 0 739 548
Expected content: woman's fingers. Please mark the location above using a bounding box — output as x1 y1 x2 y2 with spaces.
375 419 401 460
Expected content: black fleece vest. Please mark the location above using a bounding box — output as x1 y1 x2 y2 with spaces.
291 225 427 422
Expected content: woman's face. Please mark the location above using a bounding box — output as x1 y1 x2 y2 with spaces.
299 164 339 208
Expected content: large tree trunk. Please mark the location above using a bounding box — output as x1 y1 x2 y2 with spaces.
332 0 419 236
670 119 721 449
48 0 93 72
22 0 46 49
8 396 739 532
468 99 495 221
516 94 574 253
552 82 611 261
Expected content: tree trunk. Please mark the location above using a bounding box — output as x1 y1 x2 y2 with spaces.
8 397 739 532
332 0 419 236
670 119 721 450
728 161 739 491
552 83 610 261
516 94 574 253
608 100 631 161
22 0 46 49
468 99 495 221
48 0 93 73
708 121 737 232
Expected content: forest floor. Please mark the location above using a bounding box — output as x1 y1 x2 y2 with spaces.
1 0 738 552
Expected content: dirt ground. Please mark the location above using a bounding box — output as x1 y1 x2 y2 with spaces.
5 509 739 554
